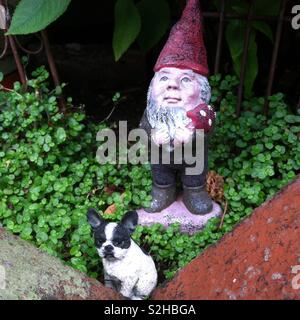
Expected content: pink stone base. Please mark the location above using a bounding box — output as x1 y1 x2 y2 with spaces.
137 197 222 234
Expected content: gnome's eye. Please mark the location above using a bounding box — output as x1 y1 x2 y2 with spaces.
181 77 191 83
160 76 168 81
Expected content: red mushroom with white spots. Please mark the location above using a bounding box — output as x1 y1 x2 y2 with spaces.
186 103 216 133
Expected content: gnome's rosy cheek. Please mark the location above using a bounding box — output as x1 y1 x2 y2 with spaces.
181 81 202 111
151 83 165 105
151 79 167 106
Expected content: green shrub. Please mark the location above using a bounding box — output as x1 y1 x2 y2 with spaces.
0 66 151 276
209 74 300 235
0 68 299 282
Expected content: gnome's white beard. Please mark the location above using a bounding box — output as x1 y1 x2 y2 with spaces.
146 98 190 140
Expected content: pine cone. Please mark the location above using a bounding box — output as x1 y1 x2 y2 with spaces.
206 171 224 203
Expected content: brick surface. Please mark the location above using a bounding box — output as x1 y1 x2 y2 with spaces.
152 175 300 300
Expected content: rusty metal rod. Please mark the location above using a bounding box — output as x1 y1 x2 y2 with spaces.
7 35 27 85
236 0 254 117
41 30 61 90
0 36 8 59
0 0 27 85
214 0 225 74
264 0 287 115
41 29 66 113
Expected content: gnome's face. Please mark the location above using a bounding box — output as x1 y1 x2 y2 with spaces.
151 67 205 111
146 67 211 143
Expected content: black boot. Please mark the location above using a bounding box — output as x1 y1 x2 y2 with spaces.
183 185 213 215
144 183 176 213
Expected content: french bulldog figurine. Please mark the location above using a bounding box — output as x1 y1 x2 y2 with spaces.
87 208 158 300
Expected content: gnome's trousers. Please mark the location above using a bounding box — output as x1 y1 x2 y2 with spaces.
151 138 209 188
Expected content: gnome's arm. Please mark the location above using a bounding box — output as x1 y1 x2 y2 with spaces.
139 110 152 137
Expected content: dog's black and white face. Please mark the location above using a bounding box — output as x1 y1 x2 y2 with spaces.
87 209 138 261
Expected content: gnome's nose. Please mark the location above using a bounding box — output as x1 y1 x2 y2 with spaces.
167 80 179 90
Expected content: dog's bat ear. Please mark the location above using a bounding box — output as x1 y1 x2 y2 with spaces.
87 208 104 229
121 211 138 235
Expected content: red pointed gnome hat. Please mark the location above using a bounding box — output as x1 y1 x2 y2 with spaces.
154 0 209 76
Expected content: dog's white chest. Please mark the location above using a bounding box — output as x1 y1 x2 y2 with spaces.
103 241 157 299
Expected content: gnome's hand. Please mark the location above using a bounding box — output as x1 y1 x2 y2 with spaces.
174 126 194 147
152 128 170 146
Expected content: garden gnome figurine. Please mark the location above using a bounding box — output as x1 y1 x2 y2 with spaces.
139 0 216 215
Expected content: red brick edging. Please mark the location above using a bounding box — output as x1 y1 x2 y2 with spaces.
152 175 300 300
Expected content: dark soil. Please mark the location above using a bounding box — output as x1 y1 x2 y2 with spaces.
30 43 150 129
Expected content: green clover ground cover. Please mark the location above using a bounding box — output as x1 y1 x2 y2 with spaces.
0 68 299 281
